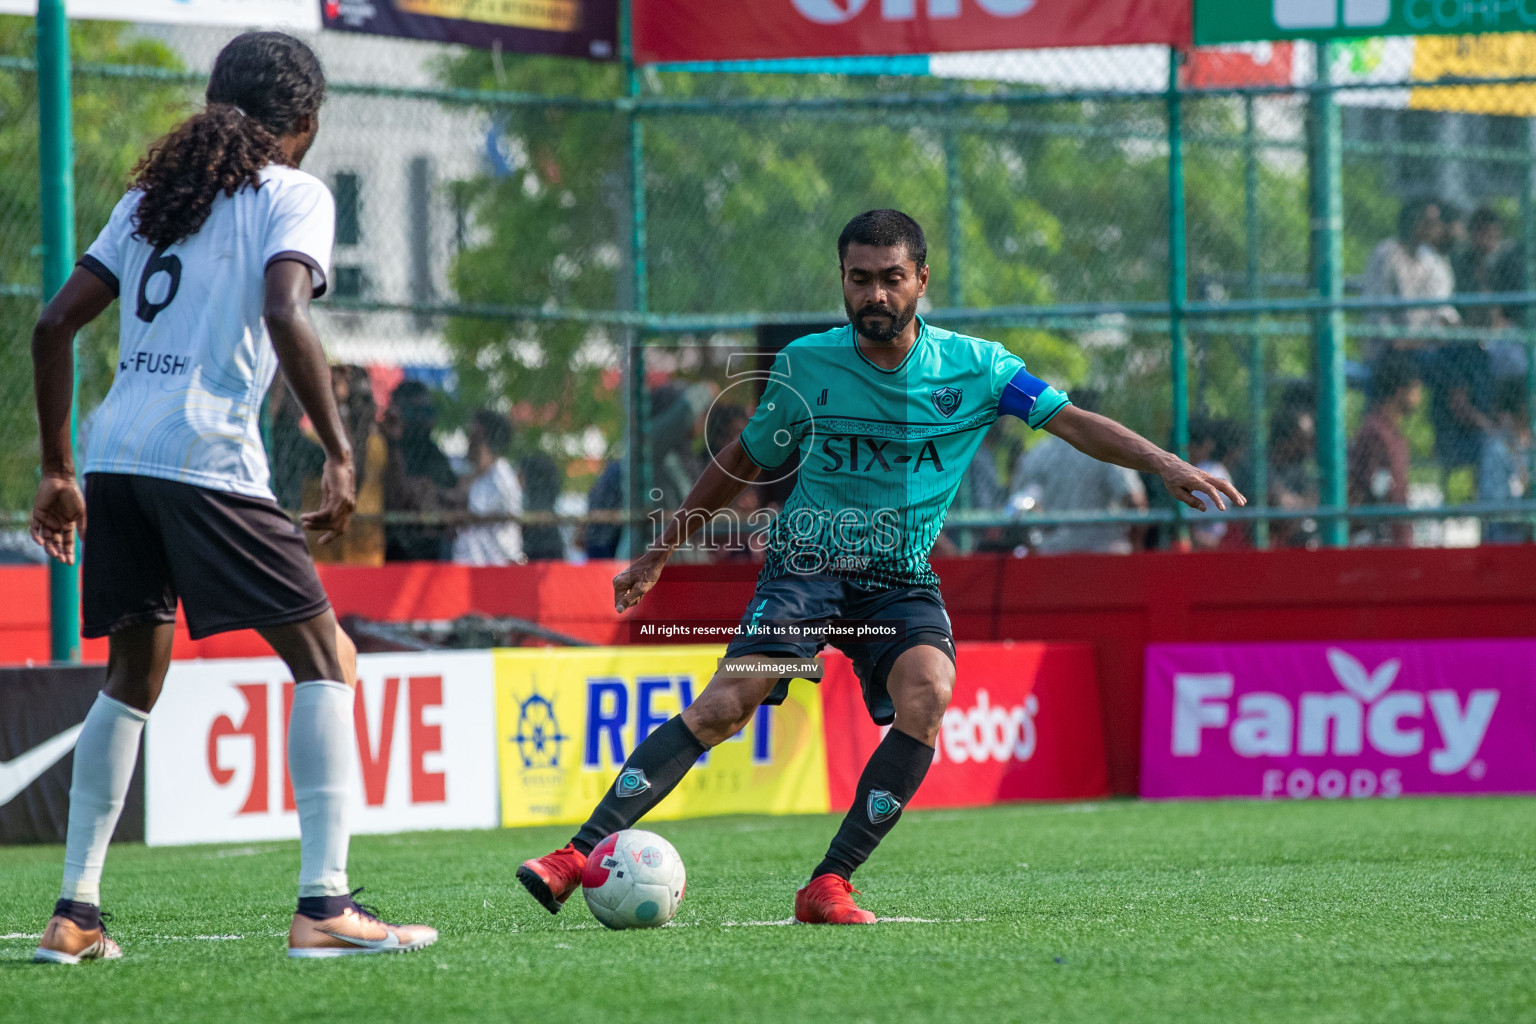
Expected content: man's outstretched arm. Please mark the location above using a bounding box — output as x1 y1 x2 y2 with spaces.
612 439 761 612
1043 404 1246 513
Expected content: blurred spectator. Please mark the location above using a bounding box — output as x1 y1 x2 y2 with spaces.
1453 207 1513 328
1362 198 1458 357
584 460 623 559
266 381 323 511
1425 338 1493 487
582 381 715 560
1437 201 1466 260
520 451 568 561
1479 378 1532 545
967 421 1011 513
452 409 524 566
1348 352 1422 547
1459 208 1533 385
652 382 715 514
384 380 460 561
954 421 1020 554
704 402 757 556
1009 389 1147 555
1188 416 1236 551
1268 381 1320 549
311 365 386 566
1426 206 1502 488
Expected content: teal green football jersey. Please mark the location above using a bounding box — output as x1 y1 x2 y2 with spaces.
738 318 1070 589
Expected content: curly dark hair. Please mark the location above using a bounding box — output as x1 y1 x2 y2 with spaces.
131 32 326 249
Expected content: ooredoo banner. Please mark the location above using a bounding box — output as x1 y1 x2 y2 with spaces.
632 0 1190 64
1142 641 1536 801
822 642 1109 809
145 652 498 846
494 647 830 827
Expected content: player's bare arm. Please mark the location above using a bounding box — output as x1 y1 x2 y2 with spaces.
29 269 117 565
612 438 760 612
1045 403 1247 513
265 260 355 544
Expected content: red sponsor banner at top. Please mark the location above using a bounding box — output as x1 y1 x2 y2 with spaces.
632 0 1191 65
822 642 1108 811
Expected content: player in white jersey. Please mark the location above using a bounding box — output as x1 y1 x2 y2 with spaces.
27 32 435 962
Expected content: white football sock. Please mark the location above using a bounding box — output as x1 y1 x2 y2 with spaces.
288 680 354 899
60 693 149 906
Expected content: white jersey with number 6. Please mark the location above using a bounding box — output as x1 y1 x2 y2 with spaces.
78 164 334 500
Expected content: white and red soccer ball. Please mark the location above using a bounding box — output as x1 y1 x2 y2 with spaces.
581 829 686 930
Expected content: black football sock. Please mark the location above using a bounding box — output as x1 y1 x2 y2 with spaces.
52 898 101 932
570 715 707 855
814 727 934 881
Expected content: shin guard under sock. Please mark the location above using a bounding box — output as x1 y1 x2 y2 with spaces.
571 716 707 854
814 727 934 881
288 680 354 899
60 693 148 906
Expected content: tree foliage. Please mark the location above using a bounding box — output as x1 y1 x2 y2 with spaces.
436 56 1317 497
0 17 187 514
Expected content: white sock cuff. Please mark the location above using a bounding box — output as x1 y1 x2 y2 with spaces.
96 692 150 723
293 679 351 698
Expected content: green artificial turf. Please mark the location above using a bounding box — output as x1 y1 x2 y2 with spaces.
1 797 1533 1024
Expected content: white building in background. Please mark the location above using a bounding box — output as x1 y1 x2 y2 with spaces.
143 24 487 372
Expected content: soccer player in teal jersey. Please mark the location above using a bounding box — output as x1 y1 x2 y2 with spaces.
518 210 1243 924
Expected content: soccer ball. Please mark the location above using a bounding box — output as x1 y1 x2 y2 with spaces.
581 829 686 930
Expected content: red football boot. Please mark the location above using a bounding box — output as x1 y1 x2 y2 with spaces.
517 844 588 914
794 874 877 925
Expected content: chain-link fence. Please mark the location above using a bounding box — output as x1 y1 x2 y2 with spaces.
3 21 1535 567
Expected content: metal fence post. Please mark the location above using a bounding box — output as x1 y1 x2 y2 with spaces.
945 129 964 308
1244 95 1270 549
1311 41 1348 548
38 0 78 662
1167 49 1190 545
1524 120 1536 514
944 128 975 551
620 0 650 555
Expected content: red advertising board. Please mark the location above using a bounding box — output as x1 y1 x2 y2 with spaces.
822 641 1108 810
1184 42 1295 89
632 0 1190 64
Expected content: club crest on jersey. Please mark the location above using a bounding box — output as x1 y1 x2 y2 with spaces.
867 789 901 824
616 767 652 798
930 387 962 419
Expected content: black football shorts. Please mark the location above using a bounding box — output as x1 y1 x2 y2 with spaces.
721 572 955 725
81 472 330 640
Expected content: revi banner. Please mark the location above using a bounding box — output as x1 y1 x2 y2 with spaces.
144 652 498 846
632 0 1190 64
1141 640 1536 801
494 647 830 828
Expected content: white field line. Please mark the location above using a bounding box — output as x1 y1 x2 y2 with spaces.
0 932 41 940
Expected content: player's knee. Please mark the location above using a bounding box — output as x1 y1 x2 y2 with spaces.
900 676 952 731
891 654 955 736
683 676 769 747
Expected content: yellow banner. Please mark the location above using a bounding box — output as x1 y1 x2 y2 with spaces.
1411 34 1536 117
396 0 579 32
494 647 829 828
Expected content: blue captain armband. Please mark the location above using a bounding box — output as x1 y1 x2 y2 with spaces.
999 366 1071 429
